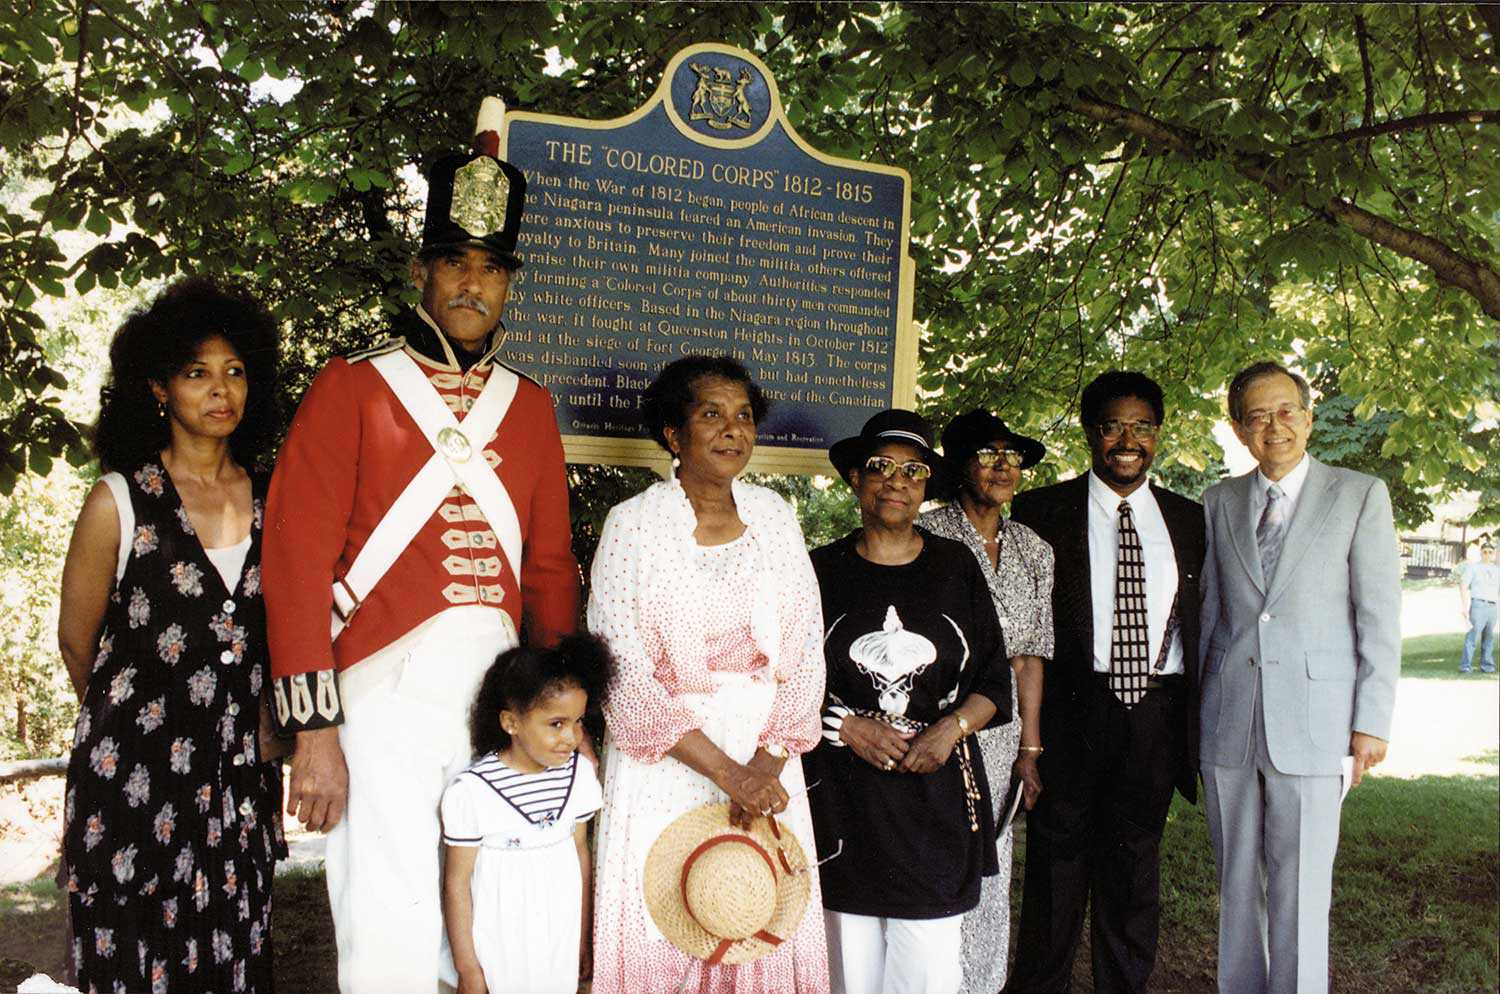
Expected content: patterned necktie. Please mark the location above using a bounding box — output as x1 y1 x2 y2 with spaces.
1257 483 1288 583
1109 499 1151 706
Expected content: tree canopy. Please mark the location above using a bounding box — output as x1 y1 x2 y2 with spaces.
3 2 1496 512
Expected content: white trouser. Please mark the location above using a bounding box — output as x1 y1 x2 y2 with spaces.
826 910 964 994
325 607 517 994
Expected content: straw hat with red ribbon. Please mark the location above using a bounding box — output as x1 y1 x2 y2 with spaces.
643 801 813 966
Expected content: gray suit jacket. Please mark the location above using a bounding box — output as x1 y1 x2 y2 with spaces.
1197 457 1401 776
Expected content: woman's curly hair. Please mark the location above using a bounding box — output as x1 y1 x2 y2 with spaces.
93 276 281 472
469 633 615 757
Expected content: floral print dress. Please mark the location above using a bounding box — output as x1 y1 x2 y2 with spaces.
63 461 285 994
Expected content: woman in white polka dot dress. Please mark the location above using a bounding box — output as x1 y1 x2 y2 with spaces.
587 355 831 994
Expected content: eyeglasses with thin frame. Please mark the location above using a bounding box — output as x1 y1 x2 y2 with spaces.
863 455 933 481
974 447 1024 469
1239 403 1307 431
1095 420 1159 441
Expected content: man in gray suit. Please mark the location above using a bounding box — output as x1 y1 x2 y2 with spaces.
1198 361 1401 994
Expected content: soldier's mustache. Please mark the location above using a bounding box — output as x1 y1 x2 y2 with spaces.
446 295 490 317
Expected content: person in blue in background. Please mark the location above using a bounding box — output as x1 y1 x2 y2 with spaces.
1458 543 1498 674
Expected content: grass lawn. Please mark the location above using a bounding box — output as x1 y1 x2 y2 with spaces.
1401 632 1500 680
1006 770 1500 993
1152 773 1494 989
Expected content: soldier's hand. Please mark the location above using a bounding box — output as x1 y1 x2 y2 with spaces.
287 726 349 832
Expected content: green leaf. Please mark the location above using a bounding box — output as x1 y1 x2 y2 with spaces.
123 86 155 113
1010 55 1036 87
222 41 250 70
26 447 52 476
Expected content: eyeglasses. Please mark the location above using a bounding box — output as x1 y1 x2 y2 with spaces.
1095 420 1159 441
974 447 1024 469
1239 403 1307 431
863 455 932 481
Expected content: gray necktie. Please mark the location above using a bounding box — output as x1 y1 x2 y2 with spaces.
1257 483 1288 583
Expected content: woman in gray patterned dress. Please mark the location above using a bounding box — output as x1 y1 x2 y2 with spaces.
918 409 1054 994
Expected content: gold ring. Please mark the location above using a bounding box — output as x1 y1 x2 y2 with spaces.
884 759 895 770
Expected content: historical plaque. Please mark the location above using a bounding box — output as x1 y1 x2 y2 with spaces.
499 43 915 475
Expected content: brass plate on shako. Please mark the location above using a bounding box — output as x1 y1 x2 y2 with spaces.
450 156 510 237
436 426 473 463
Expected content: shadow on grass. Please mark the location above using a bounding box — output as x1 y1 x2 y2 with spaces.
1011 773 1499 994
1401 633 1500 680
0 875 66 990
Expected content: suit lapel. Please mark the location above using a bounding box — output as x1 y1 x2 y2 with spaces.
1054 476 1093 654
1153 484 1198 589
1227 472 1266 594
1264 457 1337 607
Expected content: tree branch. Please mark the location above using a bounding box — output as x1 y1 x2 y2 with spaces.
1065 93 1500 319
1294 109 1499 145
1354 11 1375 128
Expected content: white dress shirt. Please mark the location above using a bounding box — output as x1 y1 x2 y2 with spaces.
1087 471 1184 675
1248 452 1311 533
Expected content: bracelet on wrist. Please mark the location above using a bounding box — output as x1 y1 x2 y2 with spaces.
1018 744 1044 753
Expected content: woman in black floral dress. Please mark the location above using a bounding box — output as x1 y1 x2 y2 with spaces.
58 277 285 993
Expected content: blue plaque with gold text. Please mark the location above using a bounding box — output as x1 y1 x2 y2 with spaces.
499 43 915 475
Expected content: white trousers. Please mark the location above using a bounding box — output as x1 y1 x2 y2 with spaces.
826 910 964 994
325 607 517 994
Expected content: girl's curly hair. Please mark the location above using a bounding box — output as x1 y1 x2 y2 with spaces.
469 633 615 756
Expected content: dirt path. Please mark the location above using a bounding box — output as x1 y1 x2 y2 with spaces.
1383 677 1500 779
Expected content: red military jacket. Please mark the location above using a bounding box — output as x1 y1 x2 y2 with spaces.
263 308 578 731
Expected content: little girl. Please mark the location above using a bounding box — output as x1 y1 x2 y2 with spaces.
440 633 612 994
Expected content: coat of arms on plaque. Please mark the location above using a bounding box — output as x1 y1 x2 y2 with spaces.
688 64 754 131
449 156 510 236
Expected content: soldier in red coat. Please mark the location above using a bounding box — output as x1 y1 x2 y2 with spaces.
263 105 579 994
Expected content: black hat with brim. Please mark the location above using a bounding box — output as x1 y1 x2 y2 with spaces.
940 409 1046 471
421 151 527 270
829 409 947 486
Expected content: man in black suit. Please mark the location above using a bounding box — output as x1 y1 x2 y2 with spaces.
1006 371 1206 994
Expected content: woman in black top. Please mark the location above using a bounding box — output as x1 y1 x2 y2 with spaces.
58 278 285 994
804 410 1012 994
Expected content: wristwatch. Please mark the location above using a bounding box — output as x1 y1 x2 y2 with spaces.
953 713 972 738
762 743 789 760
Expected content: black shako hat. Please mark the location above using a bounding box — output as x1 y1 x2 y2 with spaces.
421 149 527 270
426 151 531 268
829 409 947 486
940 409 1046 471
